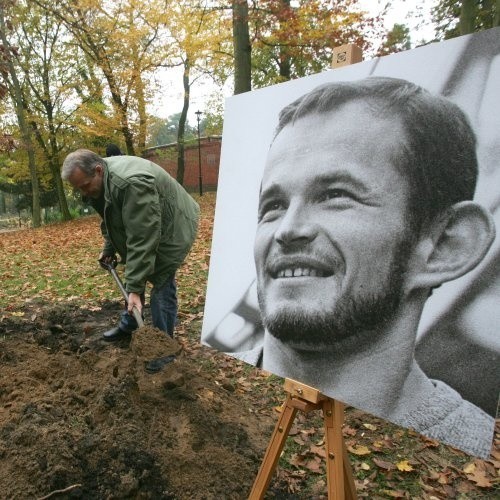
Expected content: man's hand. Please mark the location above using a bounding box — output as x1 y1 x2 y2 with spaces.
98 252 117 269
99 251 115 263
127 292 143 315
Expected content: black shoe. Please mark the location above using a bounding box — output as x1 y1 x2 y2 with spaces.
102 326 131 341
145 355 176 374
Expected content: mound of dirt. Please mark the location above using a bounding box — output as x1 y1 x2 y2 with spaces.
0 301 274 499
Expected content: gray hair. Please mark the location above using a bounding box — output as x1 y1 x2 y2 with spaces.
61 149 104 181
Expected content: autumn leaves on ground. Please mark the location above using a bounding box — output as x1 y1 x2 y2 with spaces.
0 193 498 499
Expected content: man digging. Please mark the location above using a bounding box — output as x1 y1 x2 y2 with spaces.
62 149 199 373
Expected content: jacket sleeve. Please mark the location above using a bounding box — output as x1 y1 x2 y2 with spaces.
121 176 163 293
100 220 115 256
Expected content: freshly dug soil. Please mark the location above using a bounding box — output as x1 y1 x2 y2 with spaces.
0 301 274 499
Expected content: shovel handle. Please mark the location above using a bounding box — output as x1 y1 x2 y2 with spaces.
131 306 144 328
102 262 144 328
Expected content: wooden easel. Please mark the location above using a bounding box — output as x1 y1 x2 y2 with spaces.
249 379 357 500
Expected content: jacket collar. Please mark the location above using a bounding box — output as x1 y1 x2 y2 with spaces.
102 160 112 205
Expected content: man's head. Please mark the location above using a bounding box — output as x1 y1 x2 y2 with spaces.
254 77 494 349
62 149 105 199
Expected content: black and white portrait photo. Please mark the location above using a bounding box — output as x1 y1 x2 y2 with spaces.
201 28 500 459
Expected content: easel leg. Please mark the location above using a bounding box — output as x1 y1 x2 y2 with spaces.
343 444 357 500
248 394 298 500
323 399 357 500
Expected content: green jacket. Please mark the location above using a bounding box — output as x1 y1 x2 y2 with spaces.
100 156 199 293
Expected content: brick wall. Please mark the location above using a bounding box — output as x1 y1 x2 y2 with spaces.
143 136 221 192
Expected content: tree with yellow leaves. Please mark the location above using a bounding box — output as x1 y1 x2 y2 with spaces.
0 0 42 226
159 0 230 183
35 0 172 155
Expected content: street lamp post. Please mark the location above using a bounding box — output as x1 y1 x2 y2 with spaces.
195 110 203 196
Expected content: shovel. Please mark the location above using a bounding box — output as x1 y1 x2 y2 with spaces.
100 260 144 328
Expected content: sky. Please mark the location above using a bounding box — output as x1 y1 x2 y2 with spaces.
150 0 439 123
361 0 437 42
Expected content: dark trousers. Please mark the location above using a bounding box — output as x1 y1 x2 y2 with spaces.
119 275 177 337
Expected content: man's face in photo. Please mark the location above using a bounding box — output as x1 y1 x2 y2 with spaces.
254 100 417 349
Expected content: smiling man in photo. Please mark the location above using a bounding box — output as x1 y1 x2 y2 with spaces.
250 77 495 458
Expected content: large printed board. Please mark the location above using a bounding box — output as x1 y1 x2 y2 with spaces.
201 28 500 459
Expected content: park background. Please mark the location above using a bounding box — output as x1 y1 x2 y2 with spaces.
0 1 499 498
1 0 497 228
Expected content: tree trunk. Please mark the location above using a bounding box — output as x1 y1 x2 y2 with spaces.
176 59 190 186
233 0 251 94
460 0 477 34
45 91 71 221
107 79 136 156
131 35 147 152
30 117 71 221
0 4 41 227
50 161 71 219
278 0 291 81
136 74 147 152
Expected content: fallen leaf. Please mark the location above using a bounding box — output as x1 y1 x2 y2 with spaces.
442 485 457 497
373 458 395 470
463 462 476 474
396 460 414 472
381 489 406 498
348 445 371 456
456 480 476 494
310 445 326 458
289 453 306 469
421 436 440 448
304 457 323 474
437 472 450 485
465 469 492 488
300 427 316 436
293 437 305 447
343 425 357 436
